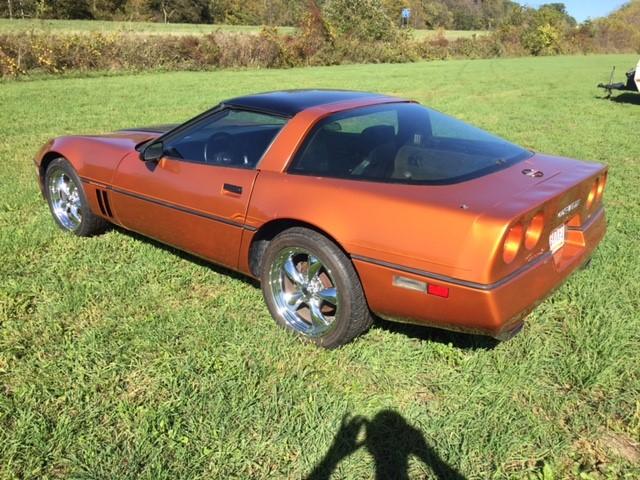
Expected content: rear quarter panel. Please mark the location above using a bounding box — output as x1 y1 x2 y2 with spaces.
245 153 605 286
244 170 505 283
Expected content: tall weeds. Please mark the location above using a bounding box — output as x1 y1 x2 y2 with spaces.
0 25 637 79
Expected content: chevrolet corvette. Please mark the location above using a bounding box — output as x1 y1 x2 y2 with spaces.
34 90 607 348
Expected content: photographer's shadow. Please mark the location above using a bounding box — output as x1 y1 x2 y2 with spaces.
307 410 465 480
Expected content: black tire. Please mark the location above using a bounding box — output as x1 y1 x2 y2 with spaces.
44 157 109 237
260 227 373 349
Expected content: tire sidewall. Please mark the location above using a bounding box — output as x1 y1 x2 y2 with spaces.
261 229 359 348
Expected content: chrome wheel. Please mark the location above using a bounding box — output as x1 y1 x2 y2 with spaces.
268 247 339 338
47 167 82 231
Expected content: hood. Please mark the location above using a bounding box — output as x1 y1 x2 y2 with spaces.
37 124 177 185
77 124 179 151
116 124 178 136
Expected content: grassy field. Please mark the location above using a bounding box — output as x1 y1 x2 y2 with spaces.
1 55 639 479
411 29 487 40
0 18 484 39
0 17 296 35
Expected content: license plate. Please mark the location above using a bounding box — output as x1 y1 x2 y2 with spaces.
549 224 566 253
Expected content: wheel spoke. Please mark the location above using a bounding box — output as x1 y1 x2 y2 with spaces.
283 256 305 286
57 176 68 200
285 290 305 309
306 255 323 281
309 301 329 328
69 204 81 222
317 287 337 306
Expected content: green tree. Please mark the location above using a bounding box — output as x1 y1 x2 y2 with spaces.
147 0 211 23
323 0 399 41
53 0 94 19
423 1 454 29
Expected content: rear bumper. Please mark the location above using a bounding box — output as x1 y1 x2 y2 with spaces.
353 207 606 339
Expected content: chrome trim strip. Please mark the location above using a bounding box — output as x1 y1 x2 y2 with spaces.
80 177 257 231
109 187 244 229
351 253 553 291
81 177 108 188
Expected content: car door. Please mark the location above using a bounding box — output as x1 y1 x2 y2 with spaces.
110 108 287 269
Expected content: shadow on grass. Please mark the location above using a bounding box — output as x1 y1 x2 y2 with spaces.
307 410 465 480
114 226 259 288
610 93 640 105
373 317 499 351
595 93 640 105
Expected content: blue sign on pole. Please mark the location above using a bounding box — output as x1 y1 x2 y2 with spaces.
401 7 411 27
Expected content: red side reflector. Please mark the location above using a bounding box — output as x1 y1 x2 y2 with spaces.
427 284 449 298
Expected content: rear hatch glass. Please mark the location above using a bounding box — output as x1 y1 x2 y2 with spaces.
290 102 533 185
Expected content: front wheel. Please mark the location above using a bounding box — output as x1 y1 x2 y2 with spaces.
260 227 373 349
44 157 108 236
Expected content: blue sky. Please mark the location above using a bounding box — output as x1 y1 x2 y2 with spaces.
515 1 628 22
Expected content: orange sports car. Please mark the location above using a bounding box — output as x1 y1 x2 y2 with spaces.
34 90 607 348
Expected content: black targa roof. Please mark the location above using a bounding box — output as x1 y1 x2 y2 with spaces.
222 89 391 117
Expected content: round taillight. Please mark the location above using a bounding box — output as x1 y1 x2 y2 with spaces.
586 178 598 210
525 212 544 250
503 223 524 264
596 173 607 201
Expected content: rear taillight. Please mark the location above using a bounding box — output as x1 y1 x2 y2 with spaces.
502 222 524 264
524 212 544 250
587 173 607 210
596 173 607 202
586 179 598 210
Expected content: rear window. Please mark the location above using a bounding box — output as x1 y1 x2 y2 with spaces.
289 103 532 184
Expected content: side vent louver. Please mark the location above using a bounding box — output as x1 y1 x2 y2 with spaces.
95 189 113 217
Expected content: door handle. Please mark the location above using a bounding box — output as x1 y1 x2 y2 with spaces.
223 183 243 195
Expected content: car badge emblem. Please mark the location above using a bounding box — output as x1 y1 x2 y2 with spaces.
557 200 581 218
522 168 544 178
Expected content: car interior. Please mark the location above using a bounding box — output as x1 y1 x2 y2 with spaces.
165 124 283 168
163 109 286 168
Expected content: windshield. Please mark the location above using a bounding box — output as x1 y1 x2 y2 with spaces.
289 103 533 185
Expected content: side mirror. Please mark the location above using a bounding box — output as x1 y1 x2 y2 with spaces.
140 141 164 162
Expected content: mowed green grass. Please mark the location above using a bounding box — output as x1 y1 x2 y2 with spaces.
0 18 484 39
0 18 297 35
1 55 639 479
411 29 487 40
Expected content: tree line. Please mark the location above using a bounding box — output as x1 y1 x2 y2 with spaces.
2 0 637 78
0 0 578 30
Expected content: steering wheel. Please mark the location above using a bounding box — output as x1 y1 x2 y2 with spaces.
204 132 238 165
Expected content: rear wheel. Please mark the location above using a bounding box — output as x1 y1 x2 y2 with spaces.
261 227 373 348
44 157 108 236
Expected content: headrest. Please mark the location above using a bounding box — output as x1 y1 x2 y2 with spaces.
361 125 395 144
391 145 437 181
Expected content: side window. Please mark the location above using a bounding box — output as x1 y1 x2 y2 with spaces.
290 108 398 176
334 110 397 134
163 109 286 168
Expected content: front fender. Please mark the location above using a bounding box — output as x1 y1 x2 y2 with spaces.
36 135 135 183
